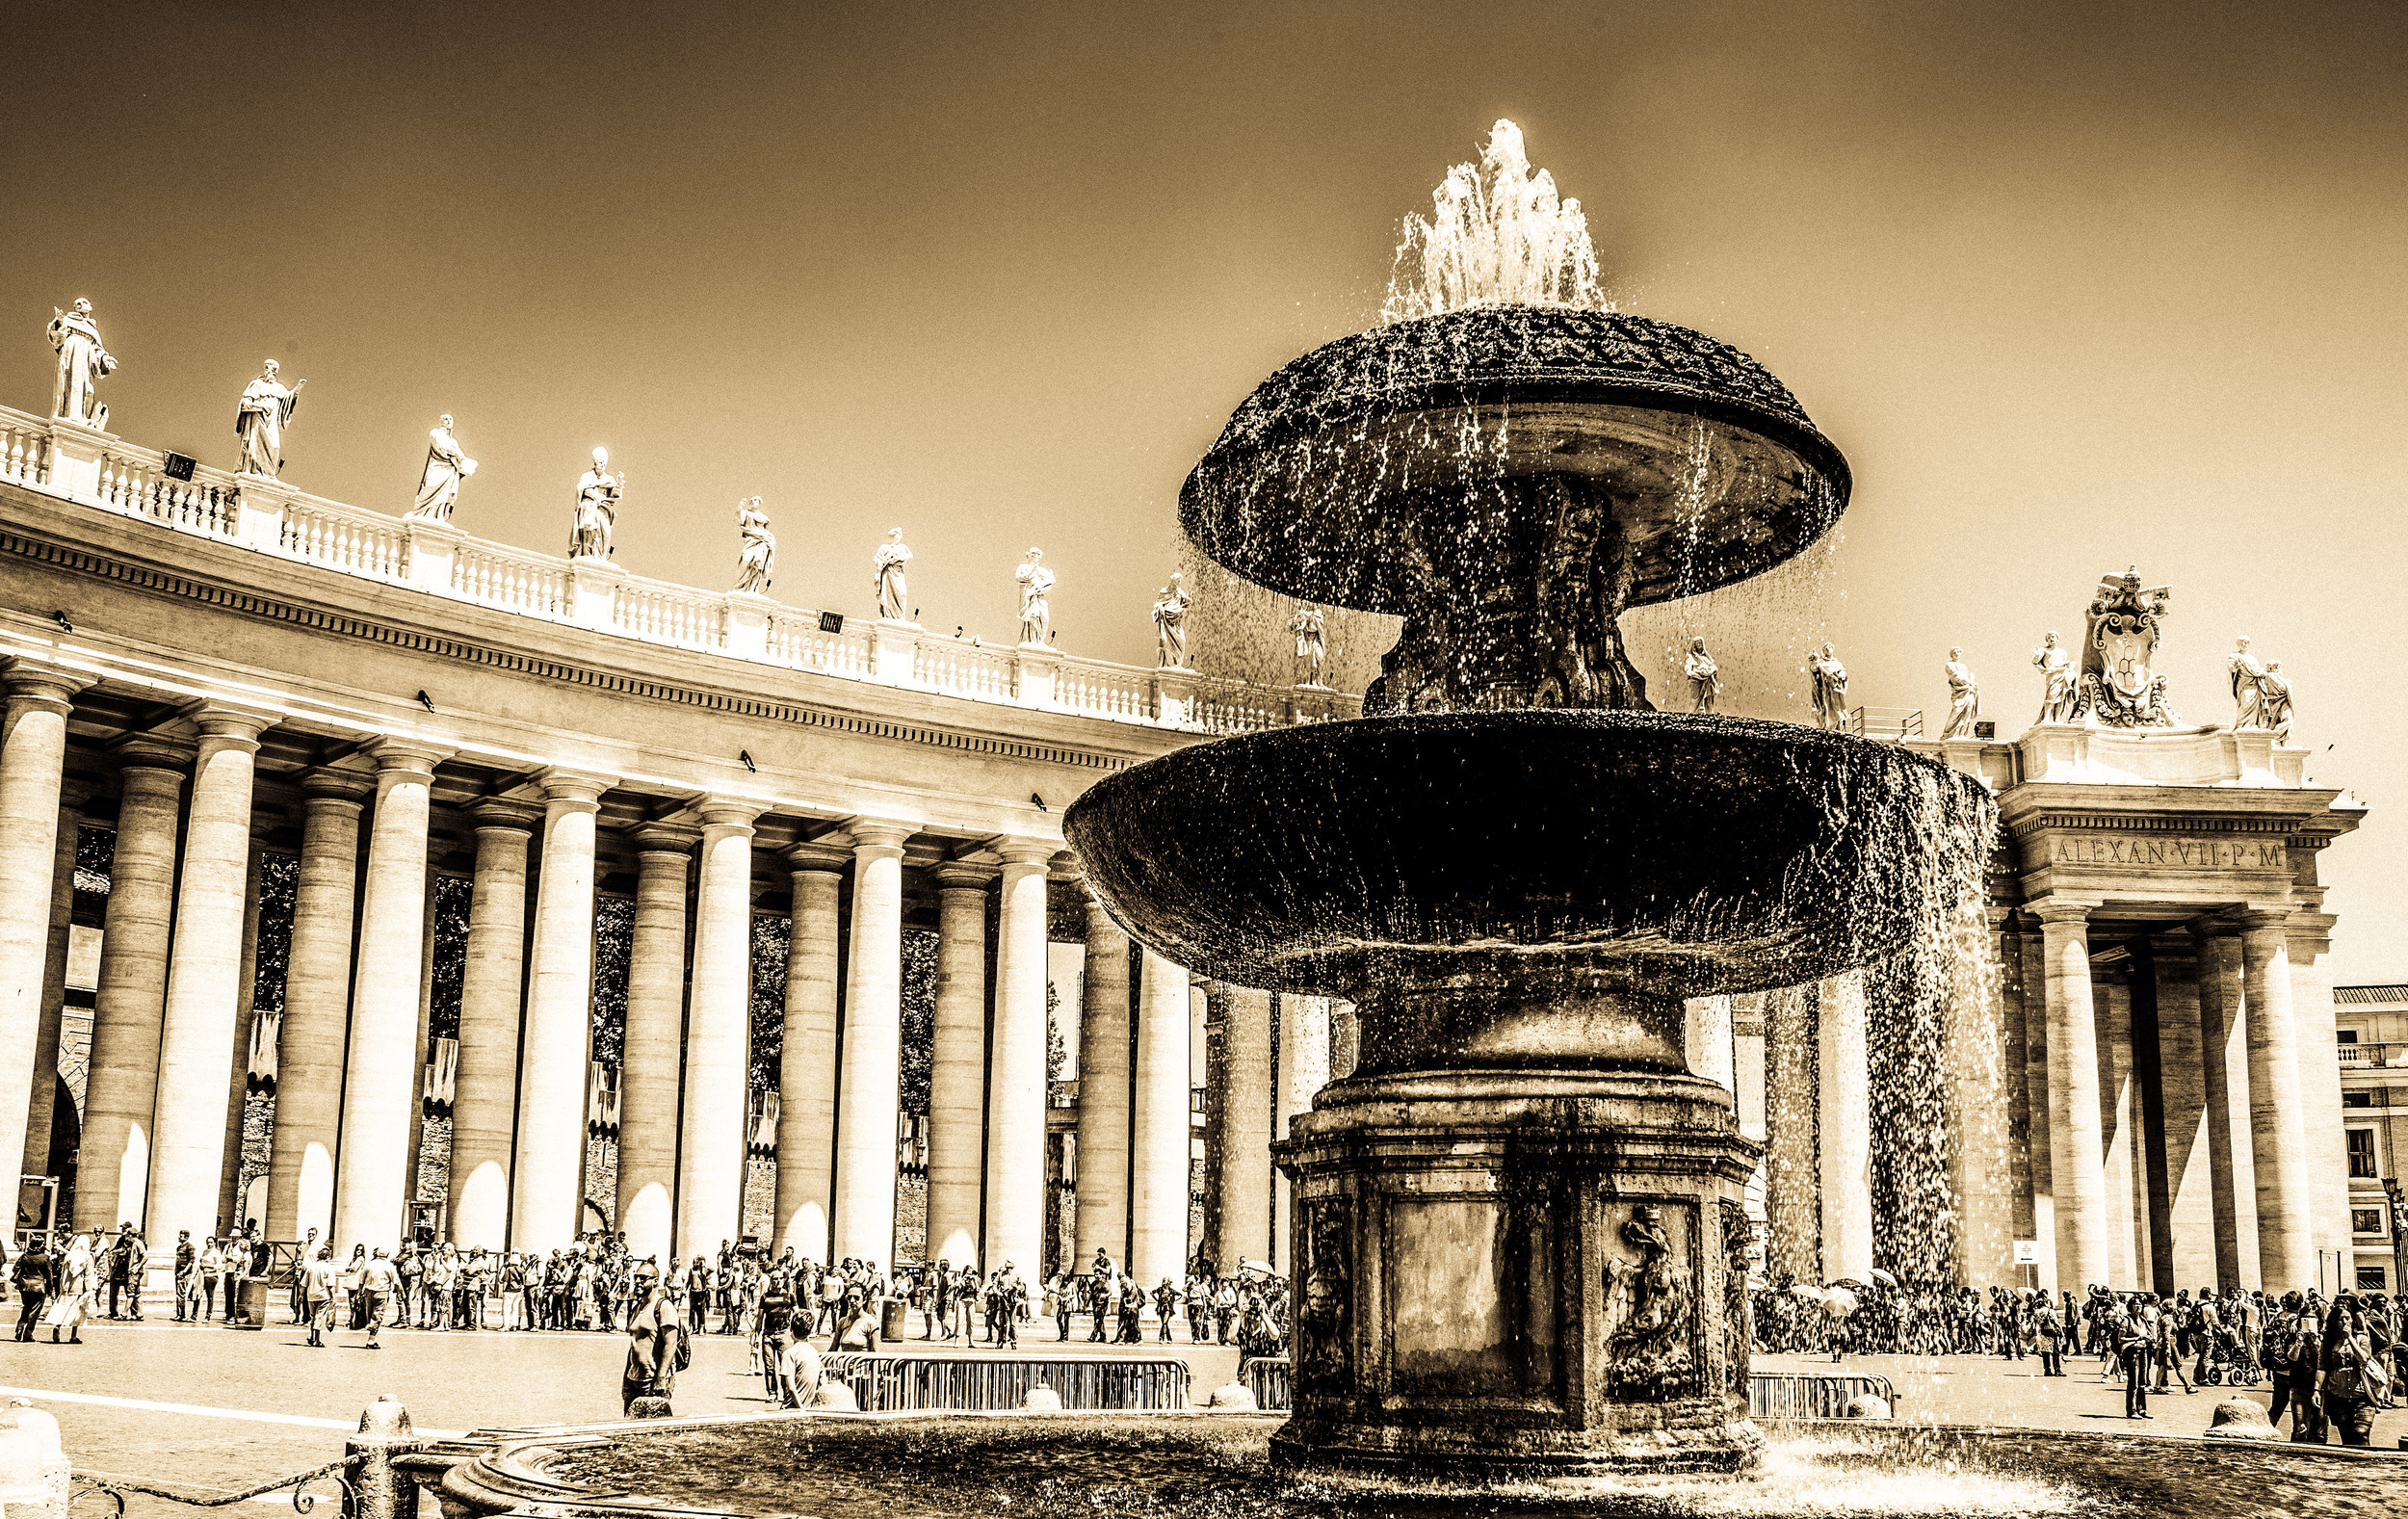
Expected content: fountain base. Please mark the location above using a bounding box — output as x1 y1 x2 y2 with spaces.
1272 1067 1761 1480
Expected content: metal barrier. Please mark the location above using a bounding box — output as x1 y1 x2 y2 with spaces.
821 1354 1191 1411
1747 1372 1898 1419
1243 1356 1292 1410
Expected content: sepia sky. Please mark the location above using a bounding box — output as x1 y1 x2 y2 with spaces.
4 1 2406 977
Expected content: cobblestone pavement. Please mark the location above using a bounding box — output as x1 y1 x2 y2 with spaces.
1758 1349 2408 1446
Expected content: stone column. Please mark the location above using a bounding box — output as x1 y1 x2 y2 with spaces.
264 770 370 1244
2239 907 2314 1292
329 741 448 1249
2097 971 2142 1288
615 825 694 1263
0 660 91 1209
1214 983 1274 1271
1816 970 1872 1283
2020 926 2057 1290
2035 898 2110 1293
832 820 912 1265
925 861 993 1269
774 841 848 1264
2149 936 2216 1288
2190 924 2258 1289
448 801 541 1251
21 784 88 1182
1685 996 1736 1094
1762 983 1819 1280
676 800 764 1256
1133 949 1194 1288
1073 894 1132 1268
146 705 275 1250
2285 907 2350 1270
983 841 1054 1274
1271 991 1329 1275
510 770 613 1254
213 844 266 1235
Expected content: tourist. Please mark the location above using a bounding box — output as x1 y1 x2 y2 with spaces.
2265 1293 2311 1433
357 1247 398 1349
1153 1276 1181 1343
41 1235 93 1345
2322 1298 2384 1446
993 1263 1025 1348
622 1284 691 1415
12 1236 52 1341
104 1225 140 1320
832 1296 881 1352
171 1231 197 1321
299 1247 337 1349
338 1244 368 1329
2116 1298 2153 1418
2152 1296 2194 1396
196 1237 226 1323
2032 1291 2065 1376
779 1327 828 1408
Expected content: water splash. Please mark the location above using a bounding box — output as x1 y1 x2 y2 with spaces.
1380 119 1610 324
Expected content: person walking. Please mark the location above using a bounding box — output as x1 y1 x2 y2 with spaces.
2153 1297 2195 1396
2033 1293 2065 1376
299 1247 337 1349
357 1247 398 1349
13 1237 53 1341
2322 1299 2385 1447
41 1235 93 1345
2118 1300 2153 1418
622 1284 691 1414
2266 1293 2309 1431
1153 1277 1181 1343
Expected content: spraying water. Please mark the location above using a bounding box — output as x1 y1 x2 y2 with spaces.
1381 118 1610 323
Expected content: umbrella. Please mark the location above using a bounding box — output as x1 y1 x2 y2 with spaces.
1869 1268 1898 1287
1788 1283 1824 1302
1821 1285 1860 1318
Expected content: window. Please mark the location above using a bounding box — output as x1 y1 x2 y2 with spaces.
2358 1266 2390 1291
2346 1127 2379 1179
2343 1090 2374 1108
2354 1208 2387 1236
2340 1030 2361 1043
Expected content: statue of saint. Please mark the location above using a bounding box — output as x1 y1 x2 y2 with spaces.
2260 661 2292 744
1684 637 1720 714
1153 572 1191 668
1806 642 1848 731
46 298 116 428
1292 603 1327 685
234 360 305 478
2228 636 2269 730
571 447 624 561
1014 547 1054 645
406 415 476 522
735 498 775 593
1941 647 1980 739
2031 631 2075 724
874 528 912 621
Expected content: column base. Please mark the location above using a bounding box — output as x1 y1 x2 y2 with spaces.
1273 1069 1762 1480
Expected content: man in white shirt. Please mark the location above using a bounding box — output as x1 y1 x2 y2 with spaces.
357 1248 401 1349
299 1249 337 1349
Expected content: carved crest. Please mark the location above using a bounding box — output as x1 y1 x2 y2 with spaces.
2070 565 2179 728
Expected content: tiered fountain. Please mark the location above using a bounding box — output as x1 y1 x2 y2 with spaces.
1066 121 1992 1480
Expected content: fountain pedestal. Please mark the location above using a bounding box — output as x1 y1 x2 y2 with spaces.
1273 1063 1760 1480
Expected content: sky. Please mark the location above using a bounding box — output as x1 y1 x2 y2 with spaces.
4 0 2405 977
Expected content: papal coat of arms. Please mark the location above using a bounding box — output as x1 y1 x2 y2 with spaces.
2069 564 2180 728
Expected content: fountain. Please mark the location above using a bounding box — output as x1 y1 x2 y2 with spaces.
1064 119 1990 1480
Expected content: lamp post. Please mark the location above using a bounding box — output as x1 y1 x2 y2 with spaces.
2386 1177 2407 1296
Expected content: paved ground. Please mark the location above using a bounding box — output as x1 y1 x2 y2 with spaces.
4 1316 2396 1518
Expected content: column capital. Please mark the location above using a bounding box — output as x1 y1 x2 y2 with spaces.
2186 914 2242 941
299 766 376 805
2028 896 2100 928
362 735 454 779
988 835 1058 869
111 731 196 772
533 766 616 809
696 796 768 832
0 656 92 710
627 821 701 854
783 838 854 874
843 816 916 852
930 861 998 893
468 797 546 833
182 698 284 746
2235 904 2295 933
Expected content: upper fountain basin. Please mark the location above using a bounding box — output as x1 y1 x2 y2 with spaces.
1065 711 1990 997
1179 306 1850 616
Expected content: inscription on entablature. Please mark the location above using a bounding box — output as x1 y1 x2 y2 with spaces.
2044 836 2288 870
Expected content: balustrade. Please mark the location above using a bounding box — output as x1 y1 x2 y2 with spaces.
1 416 48 486
97 451 241 538
614 579 726 650
280 501 408 578
914 640 1016 701
768 614 873 677
451 542 568 618
1056 661 1153 720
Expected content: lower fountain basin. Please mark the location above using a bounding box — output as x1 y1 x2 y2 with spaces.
1065 710 1991 1000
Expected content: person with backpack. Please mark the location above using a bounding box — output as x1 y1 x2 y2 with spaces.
2033 1292 2065 1376
2321 1298 2385 1446
2152 1295 2194 1396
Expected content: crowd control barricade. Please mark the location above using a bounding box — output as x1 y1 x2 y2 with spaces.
820 1354 1191 1412
1243 1356 1292 1410
1746 1371 1898 1419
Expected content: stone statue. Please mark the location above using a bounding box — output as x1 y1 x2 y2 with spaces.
407 415 476 522
1600 1203 1696 1401
735 497 775 593
1293 603 1326 685
1684 637 1720 715
1941 647 1979 739
2228 636 2270 730
1152 572 1191 668
2261 661 2292 744
874 528 912 621
571 447 624 561
1805 642 1847 731
46 299 116 428
1014 547 1054 645
234 360 305 478
2031 630 2075 724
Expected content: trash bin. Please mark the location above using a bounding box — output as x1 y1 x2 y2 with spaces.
881 1298 906 1341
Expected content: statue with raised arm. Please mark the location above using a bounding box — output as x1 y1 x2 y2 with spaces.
1015 547 1054 644
2031 630 2075 724
571 447 623 560
46 298 116 428
1683 637 1720 714
2228 635 2269 730
2260 661 2292 744
1941 647 1980 739
1293 603 1327 685
407 415 477 522
234 360 305 478
874 529 912 621
1805 642 1848 731
735 498 775 593
1153 572 1191 668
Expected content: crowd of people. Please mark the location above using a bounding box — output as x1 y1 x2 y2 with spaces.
1754 1275 2403 1446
